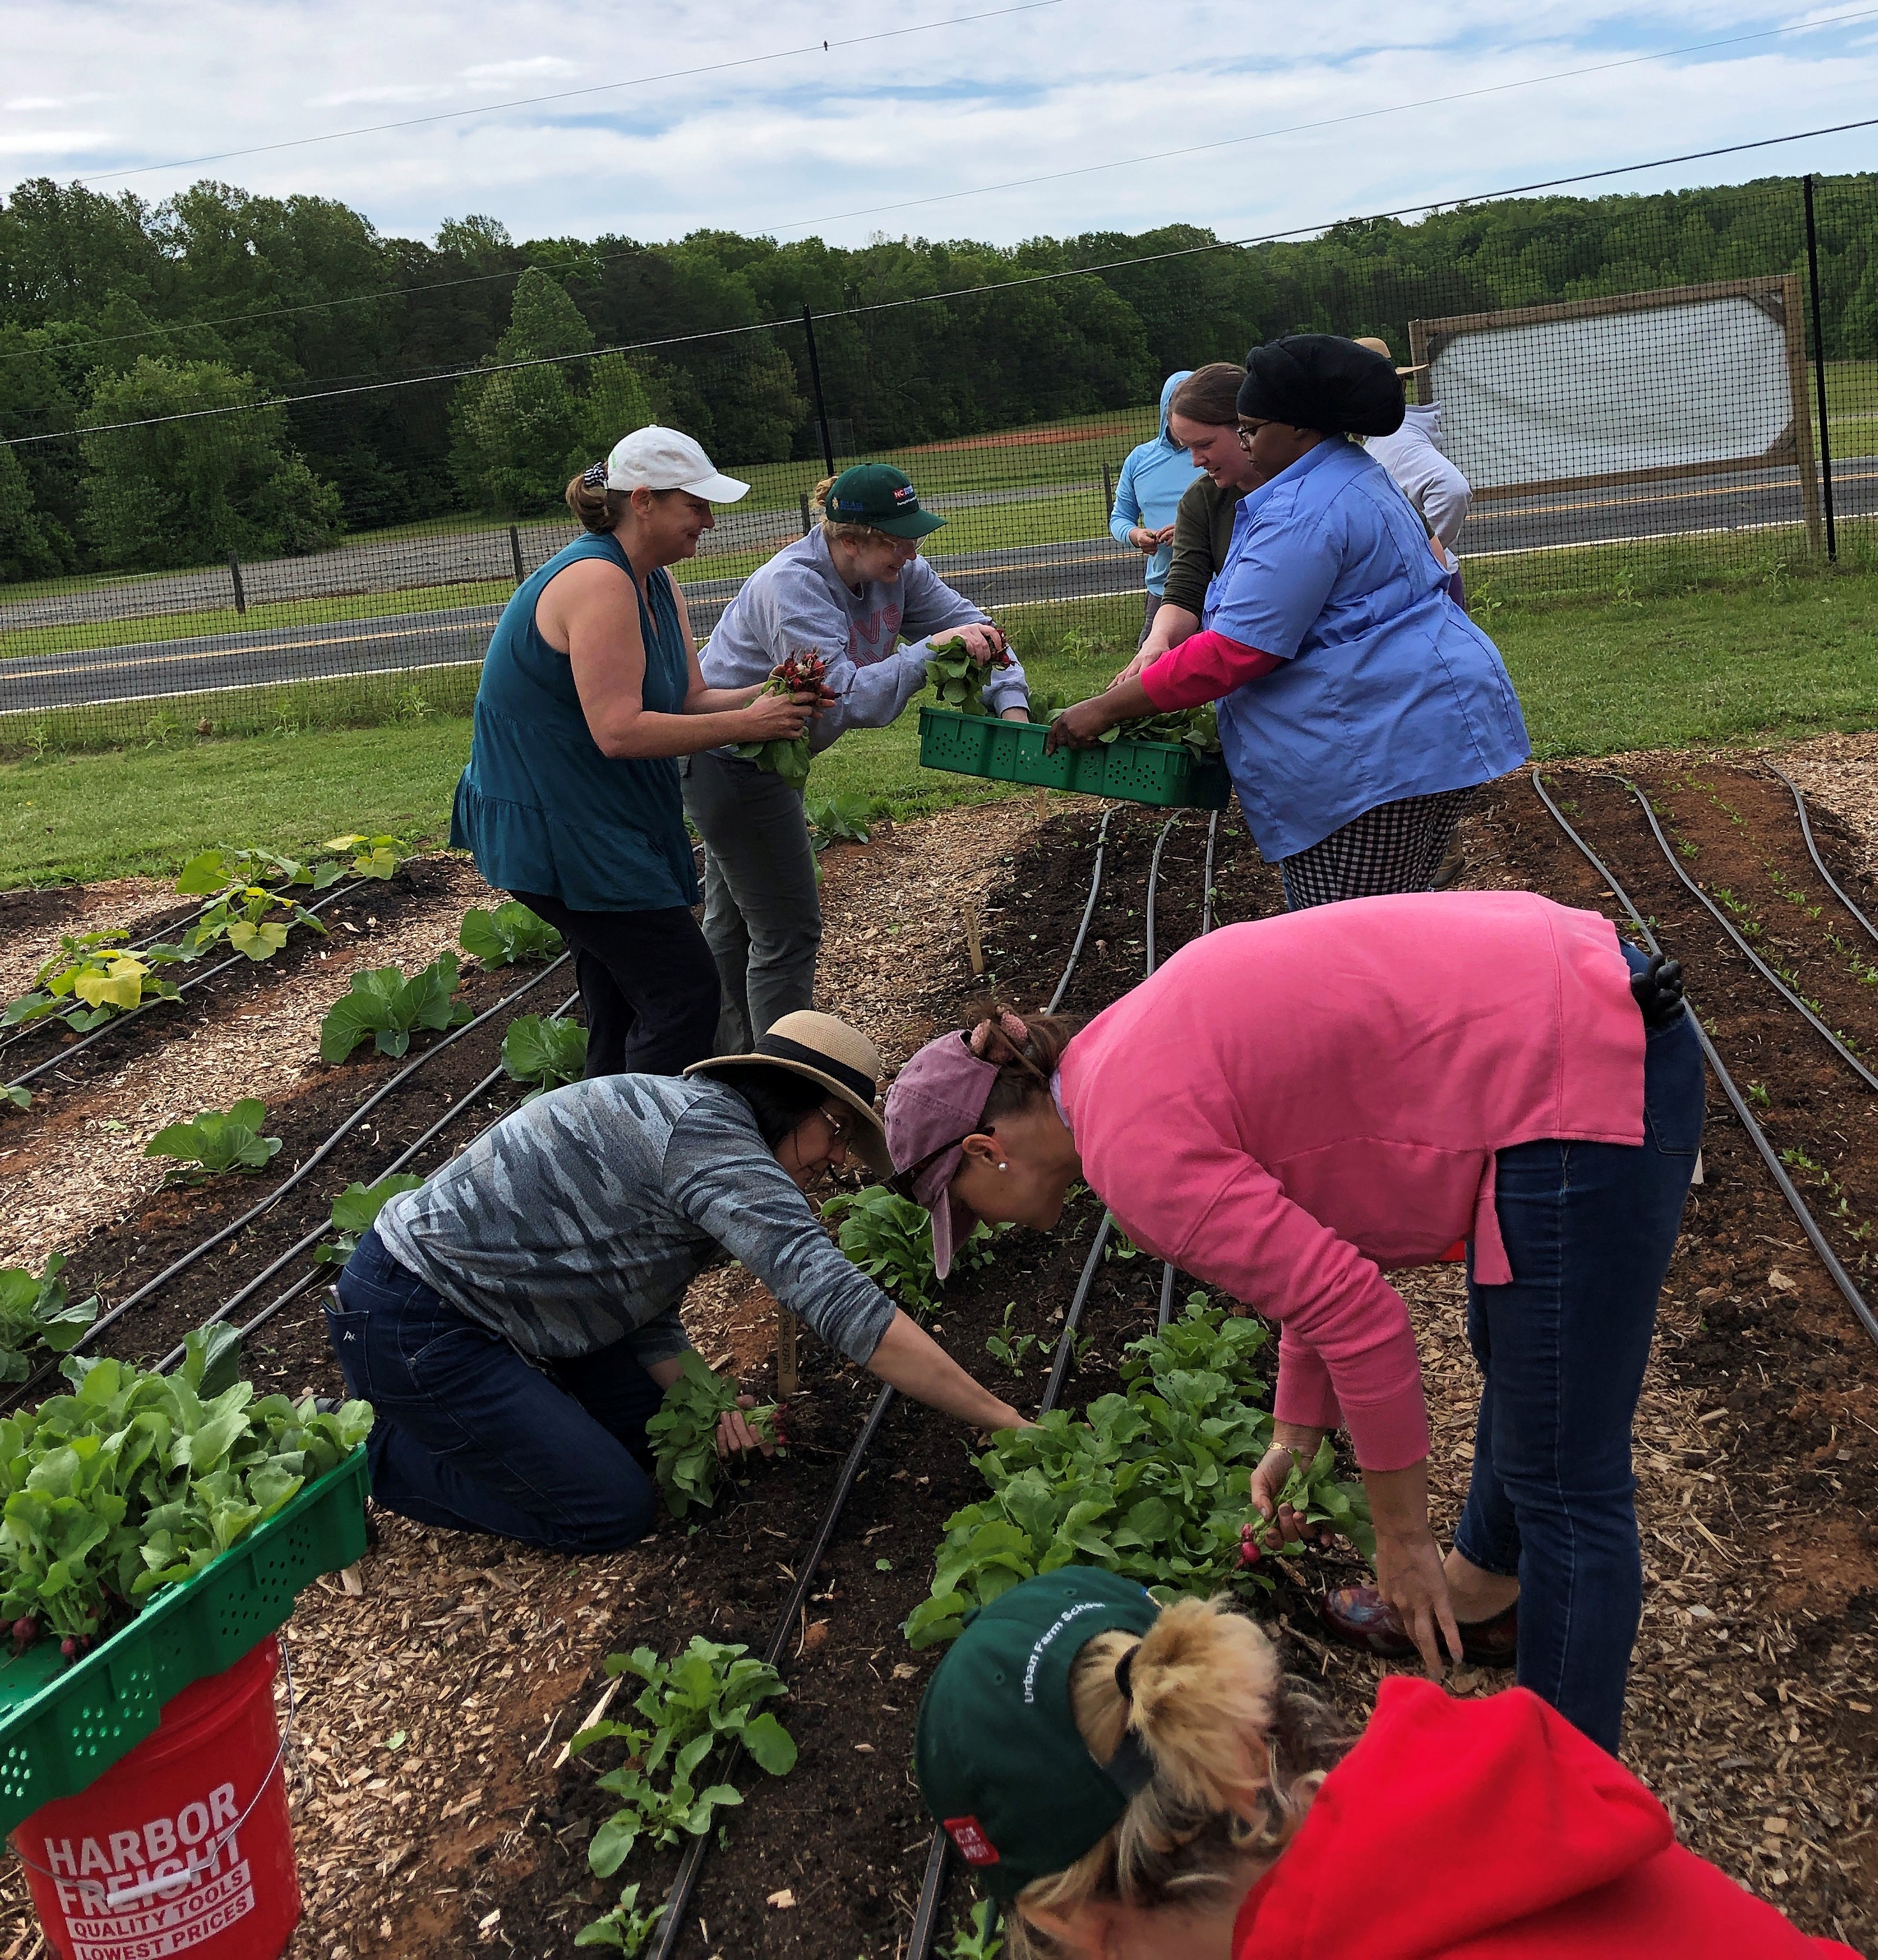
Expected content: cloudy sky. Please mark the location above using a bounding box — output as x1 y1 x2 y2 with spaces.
4 0 1876 250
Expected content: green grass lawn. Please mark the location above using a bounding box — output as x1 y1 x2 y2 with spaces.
5 571 1878 887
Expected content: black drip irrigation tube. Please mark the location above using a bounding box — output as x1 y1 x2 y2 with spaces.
2 951 573 1410
3 878 372 1093
1611 775 1878 1096
1156 810 1221 1331
1765 762 1878 952
153 988 585 1373
1532 773 1878 1350
650 803 1131 1960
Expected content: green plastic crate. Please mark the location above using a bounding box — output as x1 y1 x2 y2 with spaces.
0 1446 369 1836
918 708 1231 811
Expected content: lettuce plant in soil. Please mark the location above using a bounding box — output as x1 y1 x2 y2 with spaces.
820 1185 1002 1315
319 952 472 1062
1 1087 27 1113
500 1013 587 1099
905 1300 1372 1648
568 1635 796 1936
0 1326 372 1652
460 900 564 967
645 1352 781 1518
312 1173 425 1267
924 634 1012 717
734 650 827 789
144 1099 283 1180
0 1256 98 1384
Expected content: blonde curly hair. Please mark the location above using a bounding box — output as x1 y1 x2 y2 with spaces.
1007 1597 1351 1959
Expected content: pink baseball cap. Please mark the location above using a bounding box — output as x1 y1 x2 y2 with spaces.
883 1030 1003 1281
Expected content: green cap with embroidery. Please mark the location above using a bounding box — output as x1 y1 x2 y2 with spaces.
823 462 945 537
913 1567 1160 1905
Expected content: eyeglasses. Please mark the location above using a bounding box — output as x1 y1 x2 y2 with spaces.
1235 419 1273 453
886 1135 965 1203
818 1104 857 1151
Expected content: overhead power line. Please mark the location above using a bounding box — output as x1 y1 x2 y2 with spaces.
14 1 1876 370
76 1 1061 183
6 112 1875 447
767 3 1878 232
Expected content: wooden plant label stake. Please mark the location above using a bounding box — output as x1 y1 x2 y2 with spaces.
777 1304 799 1398
1035 788 1049 820
962 900 985 977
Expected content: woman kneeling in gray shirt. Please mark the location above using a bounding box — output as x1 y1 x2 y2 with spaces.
325 1012 1023 1552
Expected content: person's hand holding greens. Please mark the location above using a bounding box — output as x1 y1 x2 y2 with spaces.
323 1011 1023 1554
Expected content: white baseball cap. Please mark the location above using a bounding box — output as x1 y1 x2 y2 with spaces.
604 425 749 502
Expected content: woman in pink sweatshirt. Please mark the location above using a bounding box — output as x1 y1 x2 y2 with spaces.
883 891 1704 1756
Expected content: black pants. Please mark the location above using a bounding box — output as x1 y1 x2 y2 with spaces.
512 892 720 1077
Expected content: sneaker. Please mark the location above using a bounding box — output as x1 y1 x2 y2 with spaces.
1321 1585 1517 1668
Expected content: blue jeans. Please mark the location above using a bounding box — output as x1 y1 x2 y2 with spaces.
326 1228 665 1552
1454 951 1704 1754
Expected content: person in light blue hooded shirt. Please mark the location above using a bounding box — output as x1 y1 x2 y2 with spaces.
1109 370 1203 644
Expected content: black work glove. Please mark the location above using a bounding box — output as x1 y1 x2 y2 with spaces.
1630 951 1686 1029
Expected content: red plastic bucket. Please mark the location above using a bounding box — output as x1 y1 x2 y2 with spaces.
10 1636 301 1960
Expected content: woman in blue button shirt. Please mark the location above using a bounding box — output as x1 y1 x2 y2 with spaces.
1050 337 1529 908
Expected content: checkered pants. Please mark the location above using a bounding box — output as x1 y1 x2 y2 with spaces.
1277 787 1472 910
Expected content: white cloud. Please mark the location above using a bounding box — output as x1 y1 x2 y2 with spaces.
0 0 1870 250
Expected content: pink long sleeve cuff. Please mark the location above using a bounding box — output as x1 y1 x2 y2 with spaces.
1139 629 1283 712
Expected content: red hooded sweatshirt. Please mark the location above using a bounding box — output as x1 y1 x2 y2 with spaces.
1233 1680 1856 1960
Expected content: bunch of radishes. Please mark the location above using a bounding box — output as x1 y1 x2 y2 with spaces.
735 649 828 790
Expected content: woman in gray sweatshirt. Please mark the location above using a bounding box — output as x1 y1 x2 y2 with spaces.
686 462 1030 1052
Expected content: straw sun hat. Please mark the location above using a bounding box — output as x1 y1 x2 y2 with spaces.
1353 335 1423 378
685 1011 893 1177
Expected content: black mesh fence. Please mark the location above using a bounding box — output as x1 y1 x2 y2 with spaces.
1 165 1872 755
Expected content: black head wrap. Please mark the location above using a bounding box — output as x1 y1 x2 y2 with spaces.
1236 335 1406 438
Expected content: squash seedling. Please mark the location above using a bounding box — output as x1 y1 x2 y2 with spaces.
3 930 184 1032
500 1014 587 1100
460 901 564 967
313 1173 426 1267
319 953 472 1062
0 1254 98 1385
144 1099 283 1182
323 833 409 880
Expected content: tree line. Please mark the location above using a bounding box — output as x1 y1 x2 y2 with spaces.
1 169 1873 579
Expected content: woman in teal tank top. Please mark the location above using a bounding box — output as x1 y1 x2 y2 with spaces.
452 427 818 1076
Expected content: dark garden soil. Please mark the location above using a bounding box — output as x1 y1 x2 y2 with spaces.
4 775 1876 1958
0 863 440 1097
34 947 574 1398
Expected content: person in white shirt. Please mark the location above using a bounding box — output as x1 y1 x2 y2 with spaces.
1356 337 1471 608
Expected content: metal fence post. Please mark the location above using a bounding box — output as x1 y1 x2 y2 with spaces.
1802 175 1838 563
801 304 836 479
799 490 813 536
227 550 246 615
508 524 525 584
1101 462 1113 522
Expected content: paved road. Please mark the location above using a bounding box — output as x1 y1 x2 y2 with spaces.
0 536 1150 713
3 461 1872 714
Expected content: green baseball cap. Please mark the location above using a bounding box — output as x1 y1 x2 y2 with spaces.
823 462 945 538
914 1568 1160 1905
